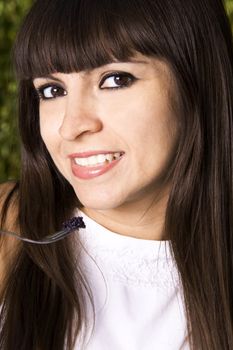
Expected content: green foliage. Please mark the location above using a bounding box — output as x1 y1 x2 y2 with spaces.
0 0 233 182
226 0 233 31
0 0 33 182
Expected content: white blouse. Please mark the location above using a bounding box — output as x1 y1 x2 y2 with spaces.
74 210 189 350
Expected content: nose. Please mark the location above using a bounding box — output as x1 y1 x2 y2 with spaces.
59 91 103 140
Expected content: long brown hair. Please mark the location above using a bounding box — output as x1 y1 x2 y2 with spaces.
0 0 233 348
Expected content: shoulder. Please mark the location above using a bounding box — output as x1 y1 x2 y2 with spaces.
0 181 20 291
0 181 17 203
0 181 18 227
0 180 18 203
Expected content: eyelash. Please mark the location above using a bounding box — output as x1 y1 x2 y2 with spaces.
35 72 137 101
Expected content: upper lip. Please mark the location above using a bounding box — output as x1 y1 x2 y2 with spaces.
68 150 124 158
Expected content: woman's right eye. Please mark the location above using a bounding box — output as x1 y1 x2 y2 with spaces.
36 85 67 100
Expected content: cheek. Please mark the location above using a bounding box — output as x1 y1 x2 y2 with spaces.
109 88 177 155
39 103 64 153
119 92 178 180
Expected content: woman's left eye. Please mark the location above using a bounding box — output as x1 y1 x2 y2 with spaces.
36 85 67 100
99 72 137 90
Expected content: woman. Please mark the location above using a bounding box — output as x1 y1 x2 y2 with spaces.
0 0 232 349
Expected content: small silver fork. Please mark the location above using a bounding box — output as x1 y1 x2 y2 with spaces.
0 216 86 245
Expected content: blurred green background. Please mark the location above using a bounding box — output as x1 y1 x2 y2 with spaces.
0 0 233 182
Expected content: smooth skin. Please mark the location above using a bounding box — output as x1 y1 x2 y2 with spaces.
33 53 179 241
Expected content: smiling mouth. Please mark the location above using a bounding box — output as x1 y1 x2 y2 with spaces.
73 152 123 167
70 152 125 179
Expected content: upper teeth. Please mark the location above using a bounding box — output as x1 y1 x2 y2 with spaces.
74 152 122 166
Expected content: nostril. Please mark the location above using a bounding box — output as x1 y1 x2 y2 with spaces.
58 108 104 142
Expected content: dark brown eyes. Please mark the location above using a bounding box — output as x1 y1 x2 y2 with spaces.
36 72 136 100
99 72 136 90
36 85 67 100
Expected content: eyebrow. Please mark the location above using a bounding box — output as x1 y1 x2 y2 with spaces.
113 59 148 64
33 59 148 82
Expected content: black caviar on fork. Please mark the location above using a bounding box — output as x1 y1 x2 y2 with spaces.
0 216 86 245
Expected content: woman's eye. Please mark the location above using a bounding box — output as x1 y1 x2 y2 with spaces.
36 85 67 100
99 72 136 90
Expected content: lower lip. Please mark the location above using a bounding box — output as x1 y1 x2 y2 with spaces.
71 155 124 180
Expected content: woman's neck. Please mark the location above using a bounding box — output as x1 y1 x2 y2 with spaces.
81 190 169 241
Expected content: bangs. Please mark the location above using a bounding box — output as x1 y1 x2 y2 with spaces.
13 0 161 80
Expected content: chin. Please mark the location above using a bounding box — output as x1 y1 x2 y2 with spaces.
73 189 126 211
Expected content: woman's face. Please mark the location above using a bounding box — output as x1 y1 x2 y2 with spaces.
33 53 179 213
